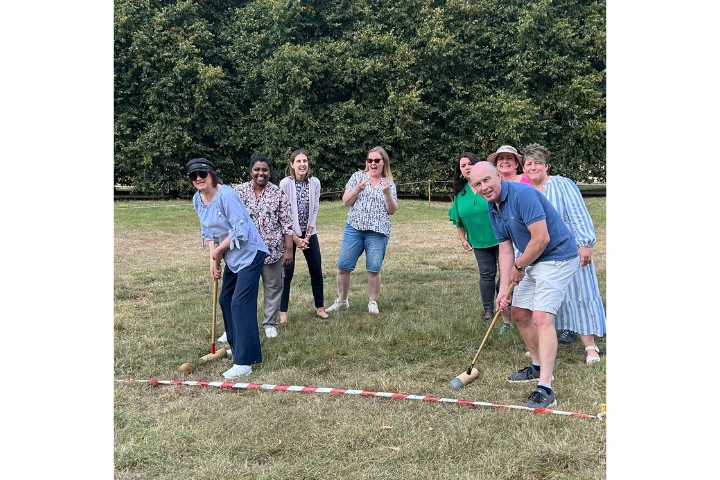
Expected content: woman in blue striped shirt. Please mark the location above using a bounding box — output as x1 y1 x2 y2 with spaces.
521 144 606 364
187 157 270 379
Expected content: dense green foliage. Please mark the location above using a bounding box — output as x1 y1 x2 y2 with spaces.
115 0 605 197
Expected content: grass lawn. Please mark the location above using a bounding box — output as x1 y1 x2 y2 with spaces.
115 197 606 479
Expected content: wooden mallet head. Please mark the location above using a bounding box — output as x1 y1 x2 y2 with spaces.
200 348 227 363
449 367 480 391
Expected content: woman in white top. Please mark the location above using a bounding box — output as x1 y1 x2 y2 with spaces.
326 146 398 315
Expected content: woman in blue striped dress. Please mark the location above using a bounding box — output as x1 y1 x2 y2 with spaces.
521 144 606 364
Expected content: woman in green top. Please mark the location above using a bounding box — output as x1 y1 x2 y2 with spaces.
448 152 512 335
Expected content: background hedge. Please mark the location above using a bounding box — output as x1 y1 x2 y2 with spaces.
114 0 605 197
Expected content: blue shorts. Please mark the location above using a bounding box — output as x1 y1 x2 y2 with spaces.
337 224 389 273
512 256 580 315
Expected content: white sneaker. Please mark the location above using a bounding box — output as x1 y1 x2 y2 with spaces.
226 348 232 358
368 301 379 314
217 332 227 343
265 326 278 338
326 298 349 312
222 364 252 379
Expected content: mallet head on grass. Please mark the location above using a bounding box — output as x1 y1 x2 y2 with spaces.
449 367 480 391
200 348 227 363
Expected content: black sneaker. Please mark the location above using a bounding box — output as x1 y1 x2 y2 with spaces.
525 388 557 408
507 365 540 382
558 330 578 344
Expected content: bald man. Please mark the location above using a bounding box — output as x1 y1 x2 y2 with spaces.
468 161 579 409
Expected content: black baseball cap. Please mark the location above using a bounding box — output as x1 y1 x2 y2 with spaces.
186 158 216 174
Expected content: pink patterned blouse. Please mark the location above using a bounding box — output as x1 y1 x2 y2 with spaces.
233 182 292 264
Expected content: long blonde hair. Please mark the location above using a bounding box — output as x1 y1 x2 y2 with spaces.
364 146 393 182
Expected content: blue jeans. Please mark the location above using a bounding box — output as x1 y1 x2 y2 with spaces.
281 232 325 310
336 224 389 273
473 245 499 313
219 250 266 365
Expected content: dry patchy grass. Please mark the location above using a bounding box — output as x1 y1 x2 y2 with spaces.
115 198 606 479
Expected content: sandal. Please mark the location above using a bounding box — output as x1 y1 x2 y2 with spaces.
585 345 601 364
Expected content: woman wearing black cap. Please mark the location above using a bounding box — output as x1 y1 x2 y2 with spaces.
187 157 270 379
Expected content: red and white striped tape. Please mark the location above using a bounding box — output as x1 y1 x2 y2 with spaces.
115 379 605 421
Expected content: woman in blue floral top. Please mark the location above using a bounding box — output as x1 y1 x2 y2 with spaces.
232 155 293 339
187 157 269 380
326 146 398 315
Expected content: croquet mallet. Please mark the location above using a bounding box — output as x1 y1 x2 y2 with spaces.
200 247 227 363
449 284 515 391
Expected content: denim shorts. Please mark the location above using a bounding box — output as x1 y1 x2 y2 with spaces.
336 224 389 273
512 256 580 314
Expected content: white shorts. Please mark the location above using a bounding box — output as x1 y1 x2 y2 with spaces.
512 256 580 315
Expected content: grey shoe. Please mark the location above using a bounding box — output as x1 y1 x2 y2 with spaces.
525 388 557 408
498 323 512 337
558 330 578 344
507 365 540 382
326 298 349 312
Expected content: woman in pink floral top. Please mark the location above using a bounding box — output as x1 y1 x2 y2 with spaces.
232 154 293 339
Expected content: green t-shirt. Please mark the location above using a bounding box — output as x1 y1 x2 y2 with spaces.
448 182 499 249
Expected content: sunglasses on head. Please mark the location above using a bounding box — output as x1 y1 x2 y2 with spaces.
367 157 382 164
188 171 209 181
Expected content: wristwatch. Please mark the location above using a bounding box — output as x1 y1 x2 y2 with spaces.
514 263 525 272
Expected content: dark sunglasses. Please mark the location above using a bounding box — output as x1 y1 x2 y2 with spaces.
188 171 209 181
367 158 382 164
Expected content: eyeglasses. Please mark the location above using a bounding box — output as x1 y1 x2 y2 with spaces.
188 171 209 181
367 158 382 164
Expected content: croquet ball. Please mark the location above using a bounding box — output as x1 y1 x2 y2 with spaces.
179 362 193 373
449 378 464 391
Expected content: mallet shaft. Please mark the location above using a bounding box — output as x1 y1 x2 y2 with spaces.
467 284 515 373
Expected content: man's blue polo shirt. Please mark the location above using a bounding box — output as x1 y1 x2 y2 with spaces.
486 180 577 265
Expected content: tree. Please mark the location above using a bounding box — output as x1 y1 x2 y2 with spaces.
115 0 606 196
